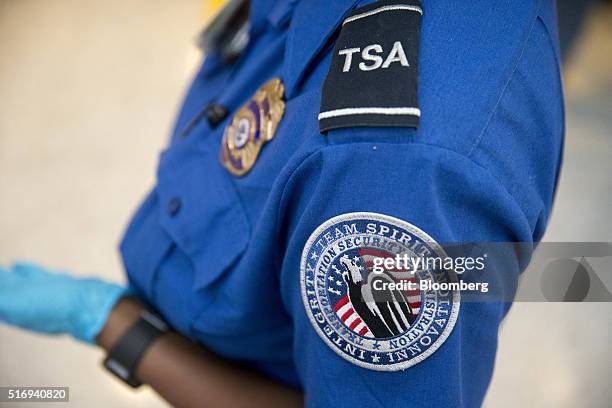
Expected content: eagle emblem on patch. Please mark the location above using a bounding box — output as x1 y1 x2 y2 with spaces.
221 77 285 176
300 212 460 371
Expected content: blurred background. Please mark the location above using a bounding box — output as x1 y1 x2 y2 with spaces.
0 1 610 407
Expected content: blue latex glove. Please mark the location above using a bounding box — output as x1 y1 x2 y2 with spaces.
0 262 128 344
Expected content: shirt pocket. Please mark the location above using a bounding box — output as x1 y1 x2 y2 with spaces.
156 139 250 290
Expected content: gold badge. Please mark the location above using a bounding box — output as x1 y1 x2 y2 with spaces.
221 78 285 176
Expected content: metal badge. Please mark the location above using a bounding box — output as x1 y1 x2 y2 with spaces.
221 78 285 176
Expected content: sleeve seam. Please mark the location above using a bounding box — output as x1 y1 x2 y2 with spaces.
278 139 530 240
273 147 327 270
332 141 524 216
466 5 541 159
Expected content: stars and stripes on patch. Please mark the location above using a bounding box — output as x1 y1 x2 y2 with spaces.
333 295 374 338
358 247 422 313
332 247 423 336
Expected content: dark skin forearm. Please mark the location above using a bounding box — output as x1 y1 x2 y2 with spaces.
96 297 303 408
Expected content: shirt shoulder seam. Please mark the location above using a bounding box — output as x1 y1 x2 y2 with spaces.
466 4 541 158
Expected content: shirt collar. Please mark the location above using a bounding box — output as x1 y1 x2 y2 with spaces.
248 0 276 34
282 0 360 98
249 0 300 34
250 0 368 97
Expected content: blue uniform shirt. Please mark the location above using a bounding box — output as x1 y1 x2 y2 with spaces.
120 0 564 406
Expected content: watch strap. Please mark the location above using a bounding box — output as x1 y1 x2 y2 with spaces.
103 309 168 387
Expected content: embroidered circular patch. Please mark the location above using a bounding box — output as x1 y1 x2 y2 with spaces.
300 212 460 371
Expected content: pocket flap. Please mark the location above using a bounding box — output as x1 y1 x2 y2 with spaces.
157 143 249 289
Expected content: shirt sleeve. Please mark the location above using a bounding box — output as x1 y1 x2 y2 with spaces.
276 141 528 407
275 13 563 408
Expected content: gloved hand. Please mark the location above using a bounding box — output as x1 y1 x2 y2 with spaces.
0 262 128 344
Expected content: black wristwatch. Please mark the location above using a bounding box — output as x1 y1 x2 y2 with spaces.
103 308 169 388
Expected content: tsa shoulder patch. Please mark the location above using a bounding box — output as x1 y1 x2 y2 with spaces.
319 0 422 133
300 212 460 371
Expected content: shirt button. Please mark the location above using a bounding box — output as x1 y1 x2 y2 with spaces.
167 198 181 216
205 103 229 128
